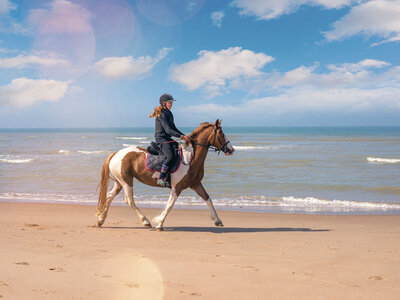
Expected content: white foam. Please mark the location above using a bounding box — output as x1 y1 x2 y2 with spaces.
116 137 147 140
58 150 71 154
0 158 34 164
280 196 400 211
2 192 399 214
234 145 292 151
122 144 140 147
78 150 111 155
367 157 400 164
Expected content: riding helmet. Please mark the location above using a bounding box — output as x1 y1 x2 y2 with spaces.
159 93 176 104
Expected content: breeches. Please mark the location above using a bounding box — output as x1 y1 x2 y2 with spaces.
158 142 178 168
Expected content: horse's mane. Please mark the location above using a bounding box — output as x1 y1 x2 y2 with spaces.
190 122 213 139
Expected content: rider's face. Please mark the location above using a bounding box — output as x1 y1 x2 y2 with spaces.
165 101 173 110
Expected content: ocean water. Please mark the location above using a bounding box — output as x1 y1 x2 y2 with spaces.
1 126 399 215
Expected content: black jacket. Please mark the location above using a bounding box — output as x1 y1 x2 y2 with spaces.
155 108 184 142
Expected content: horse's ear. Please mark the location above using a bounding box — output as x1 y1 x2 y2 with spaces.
215 119 221 127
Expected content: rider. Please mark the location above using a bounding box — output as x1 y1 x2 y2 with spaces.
149 93 191 187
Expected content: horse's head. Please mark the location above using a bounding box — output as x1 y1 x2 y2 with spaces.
209 119 235 156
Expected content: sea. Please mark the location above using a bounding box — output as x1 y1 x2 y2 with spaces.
1 126 399 215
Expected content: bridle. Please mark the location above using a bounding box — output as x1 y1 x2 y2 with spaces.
190 125 231 155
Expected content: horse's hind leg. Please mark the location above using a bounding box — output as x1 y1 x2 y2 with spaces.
97 181 122 227
123 184 152 227
191 183 223 227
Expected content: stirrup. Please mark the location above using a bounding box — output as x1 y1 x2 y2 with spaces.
157 178 170 187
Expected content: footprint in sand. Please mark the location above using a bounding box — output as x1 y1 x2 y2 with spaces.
14 261 29 266
49 267 64 272
339 281 359 288
125 283 140 288
0 281 8 286
94 273 112 278
369 275 384 281
234 265 259 271
33 288 56 294
25 223 39 227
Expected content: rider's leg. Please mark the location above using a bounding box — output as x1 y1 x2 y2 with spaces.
158 143 176 186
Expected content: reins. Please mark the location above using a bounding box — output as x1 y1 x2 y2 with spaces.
190 125 230 155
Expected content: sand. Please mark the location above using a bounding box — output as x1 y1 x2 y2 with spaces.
0 202 399 299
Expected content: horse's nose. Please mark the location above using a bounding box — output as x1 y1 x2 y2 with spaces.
225 147 235 156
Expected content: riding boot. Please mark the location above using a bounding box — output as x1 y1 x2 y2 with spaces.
157 164 170 187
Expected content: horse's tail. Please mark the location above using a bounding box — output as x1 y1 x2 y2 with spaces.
97 152 116 217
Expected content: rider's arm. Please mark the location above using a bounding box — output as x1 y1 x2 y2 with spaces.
159 112 185 138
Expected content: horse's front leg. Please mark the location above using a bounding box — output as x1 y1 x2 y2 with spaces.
153 187 181 231
191 183 223 227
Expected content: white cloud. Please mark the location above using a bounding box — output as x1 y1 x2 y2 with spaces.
211 11 225 27
0 53 69 69
232 0 354 20
182 87 400 120
324 0 400 46
170 47 274 96
0 0 16 15
0 78 68 108
28 0 92 34
180 58 400 120
93 48 172 80
264 59 392 89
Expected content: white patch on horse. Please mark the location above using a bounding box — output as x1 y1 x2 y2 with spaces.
109 146 144 183
153 187 179 229
170 143 193 187
226 141 234 152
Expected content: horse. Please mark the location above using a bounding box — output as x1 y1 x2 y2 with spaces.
96 119 235 231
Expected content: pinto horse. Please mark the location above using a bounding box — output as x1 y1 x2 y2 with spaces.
96 119 235 231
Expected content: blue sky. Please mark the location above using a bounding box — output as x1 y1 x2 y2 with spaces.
0 0 400 128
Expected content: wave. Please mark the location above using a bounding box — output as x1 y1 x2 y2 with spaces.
122 144 140 147
0 158 34 164
279 196 400 211
1 192 399 214
58 150 71 154
234 145 292 151
77 150 111 155
367 157 400 164
116 137 147 140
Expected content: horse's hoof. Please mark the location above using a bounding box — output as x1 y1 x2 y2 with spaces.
156 227 164 232
215 221 224 227
144 223 152 228
96 220 103 228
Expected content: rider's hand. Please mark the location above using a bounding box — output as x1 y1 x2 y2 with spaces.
181 135 191 143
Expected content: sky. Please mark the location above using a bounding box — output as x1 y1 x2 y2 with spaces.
0 0 400 128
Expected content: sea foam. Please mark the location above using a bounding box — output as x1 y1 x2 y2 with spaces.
234 145 292 151
116 137 147 140
58 150 71 154
0 158 34 164
78 150 111 155
367 157 400 164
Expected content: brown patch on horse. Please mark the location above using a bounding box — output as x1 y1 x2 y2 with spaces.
189 122 213 139
137 146 148 153
121 151 160 188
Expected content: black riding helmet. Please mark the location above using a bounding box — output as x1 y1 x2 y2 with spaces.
159 93 176 105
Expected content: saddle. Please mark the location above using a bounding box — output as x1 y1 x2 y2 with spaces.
145 142 182 174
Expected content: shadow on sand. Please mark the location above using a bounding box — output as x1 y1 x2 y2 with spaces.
101 226 330 233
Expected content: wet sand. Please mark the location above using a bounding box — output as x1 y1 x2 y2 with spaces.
1 202 399 299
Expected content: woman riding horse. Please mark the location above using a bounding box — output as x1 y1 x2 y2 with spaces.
149 93 191 187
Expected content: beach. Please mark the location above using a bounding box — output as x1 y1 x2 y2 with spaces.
1 202 399 299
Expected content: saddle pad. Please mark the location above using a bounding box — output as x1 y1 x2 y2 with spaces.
145 147 182 173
